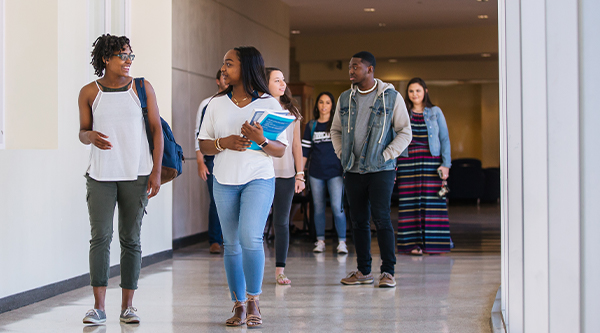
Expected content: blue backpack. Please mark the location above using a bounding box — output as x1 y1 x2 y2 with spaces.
135 78 183 184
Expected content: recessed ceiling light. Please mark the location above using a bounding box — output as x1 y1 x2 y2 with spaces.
478 14 489 19
388 59 398 63
477 0 489 2
291 30 301 35
364 8 375 12
379 23 386 27
481 53 492 57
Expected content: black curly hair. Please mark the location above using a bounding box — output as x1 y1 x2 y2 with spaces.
90 34 132 77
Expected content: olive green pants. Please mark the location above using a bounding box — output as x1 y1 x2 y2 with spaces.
85 174 148 290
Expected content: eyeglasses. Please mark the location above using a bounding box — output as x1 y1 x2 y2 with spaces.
111 53 135 61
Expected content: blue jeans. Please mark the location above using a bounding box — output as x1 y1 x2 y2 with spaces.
205 159 222 245
213 178 275 301
309 176 346 242
344 170 396 275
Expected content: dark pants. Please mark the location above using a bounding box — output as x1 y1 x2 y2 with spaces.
273 177 295 268
344 170 396 276
205 158 222 245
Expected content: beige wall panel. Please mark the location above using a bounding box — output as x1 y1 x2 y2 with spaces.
429 84 483 161
216 0 289 37
300 60 499 83
481 83 500 167
218 8 289 74
172 0 191 70
188 0 223 75
5 0 58 149
294 26 498 62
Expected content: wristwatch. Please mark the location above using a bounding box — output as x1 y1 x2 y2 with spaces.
258 138 269 148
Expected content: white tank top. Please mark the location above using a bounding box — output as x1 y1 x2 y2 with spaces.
273 119 297 178
87 81 153 181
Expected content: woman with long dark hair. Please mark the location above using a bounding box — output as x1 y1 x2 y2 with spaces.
78 34 163 325
301 92 347 254
396 77 452 255
198 47 286 327
265 67 304 285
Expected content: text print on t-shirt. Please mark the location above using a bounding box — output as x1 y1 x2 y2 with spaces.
312 131 332 144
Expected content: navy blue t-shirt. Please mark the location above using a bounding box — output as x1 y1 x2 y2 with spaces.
301 121 343 180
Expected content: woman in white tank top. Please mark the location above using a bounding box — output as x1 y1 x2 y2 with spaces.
77 34 163 325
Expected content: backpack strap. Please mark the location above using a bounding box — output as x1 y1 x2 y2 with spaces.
135 77 154 151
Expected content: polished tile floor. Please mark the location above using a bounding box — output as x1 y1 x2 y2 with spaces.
0 203 501 333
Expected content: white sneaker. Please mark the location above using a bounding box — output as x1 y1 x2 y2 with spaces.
337 241 348 254
313 240 325 253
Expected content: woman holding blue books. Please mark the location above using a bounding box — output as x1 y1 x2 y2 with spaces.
266 67 304 286
198 46 287 328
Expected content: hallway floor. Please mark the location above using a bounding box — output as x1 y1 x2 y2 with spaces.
0 203 501 332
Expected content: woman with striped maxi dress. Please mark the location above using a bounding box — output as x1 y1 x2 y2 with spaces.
397 78 452 255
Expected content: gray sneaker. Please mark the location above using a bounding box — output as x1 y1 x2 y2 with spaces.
120 306 140 323
83 308 106 324
377 272 397 288
340 270 374 285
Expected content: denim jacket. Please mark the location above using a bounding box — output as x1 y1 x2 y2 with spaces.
402 106 452 168
331 79 412 173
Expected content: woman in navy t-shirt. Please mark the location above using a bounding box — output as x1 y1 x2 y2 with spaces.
301 92 347 254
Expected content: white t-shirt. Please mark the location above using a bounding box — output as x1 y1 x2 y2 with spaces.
273 119 298 178
197 93 287 185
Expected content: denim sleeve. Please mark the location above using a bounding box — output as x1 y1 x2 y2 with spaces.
435 107 452 168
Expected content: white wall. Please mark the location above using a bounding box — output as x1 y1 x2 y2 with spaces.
580 0 600 330
0 0 172 299
499 0 597 331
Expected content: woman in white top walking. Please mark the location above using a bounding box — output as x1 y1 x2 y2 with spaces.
265 67 304 285
78 34 163 325
198 46 286 328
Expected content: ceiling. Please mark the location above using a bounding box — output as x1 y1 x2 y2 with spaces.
280 0 498 35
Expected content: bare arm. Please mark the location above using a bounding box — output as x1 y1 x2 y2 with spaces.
140 80 164 198
78 83 112 149
291 121 305 193
195 149 209 181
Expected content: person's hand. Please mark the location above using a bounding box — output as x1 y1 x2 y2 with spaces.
147 170 161 199
220 134 251 151
437 166 450 180
197 161 209 181
88 131 112 150
241 121 265 144
295 179 305 193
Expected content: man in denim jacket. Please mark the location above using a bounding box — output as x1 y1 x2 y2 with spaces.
331 51 412 288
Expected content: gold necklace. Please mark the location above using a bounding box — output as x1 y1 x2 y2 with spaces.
232 95 249 106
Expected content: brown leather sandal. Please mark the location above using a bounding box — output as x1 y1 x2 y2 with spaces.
245 294 262 328
225 292 246 326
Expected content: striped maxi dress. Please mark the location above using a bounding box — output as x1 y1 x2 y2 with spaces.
396 112 451 254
